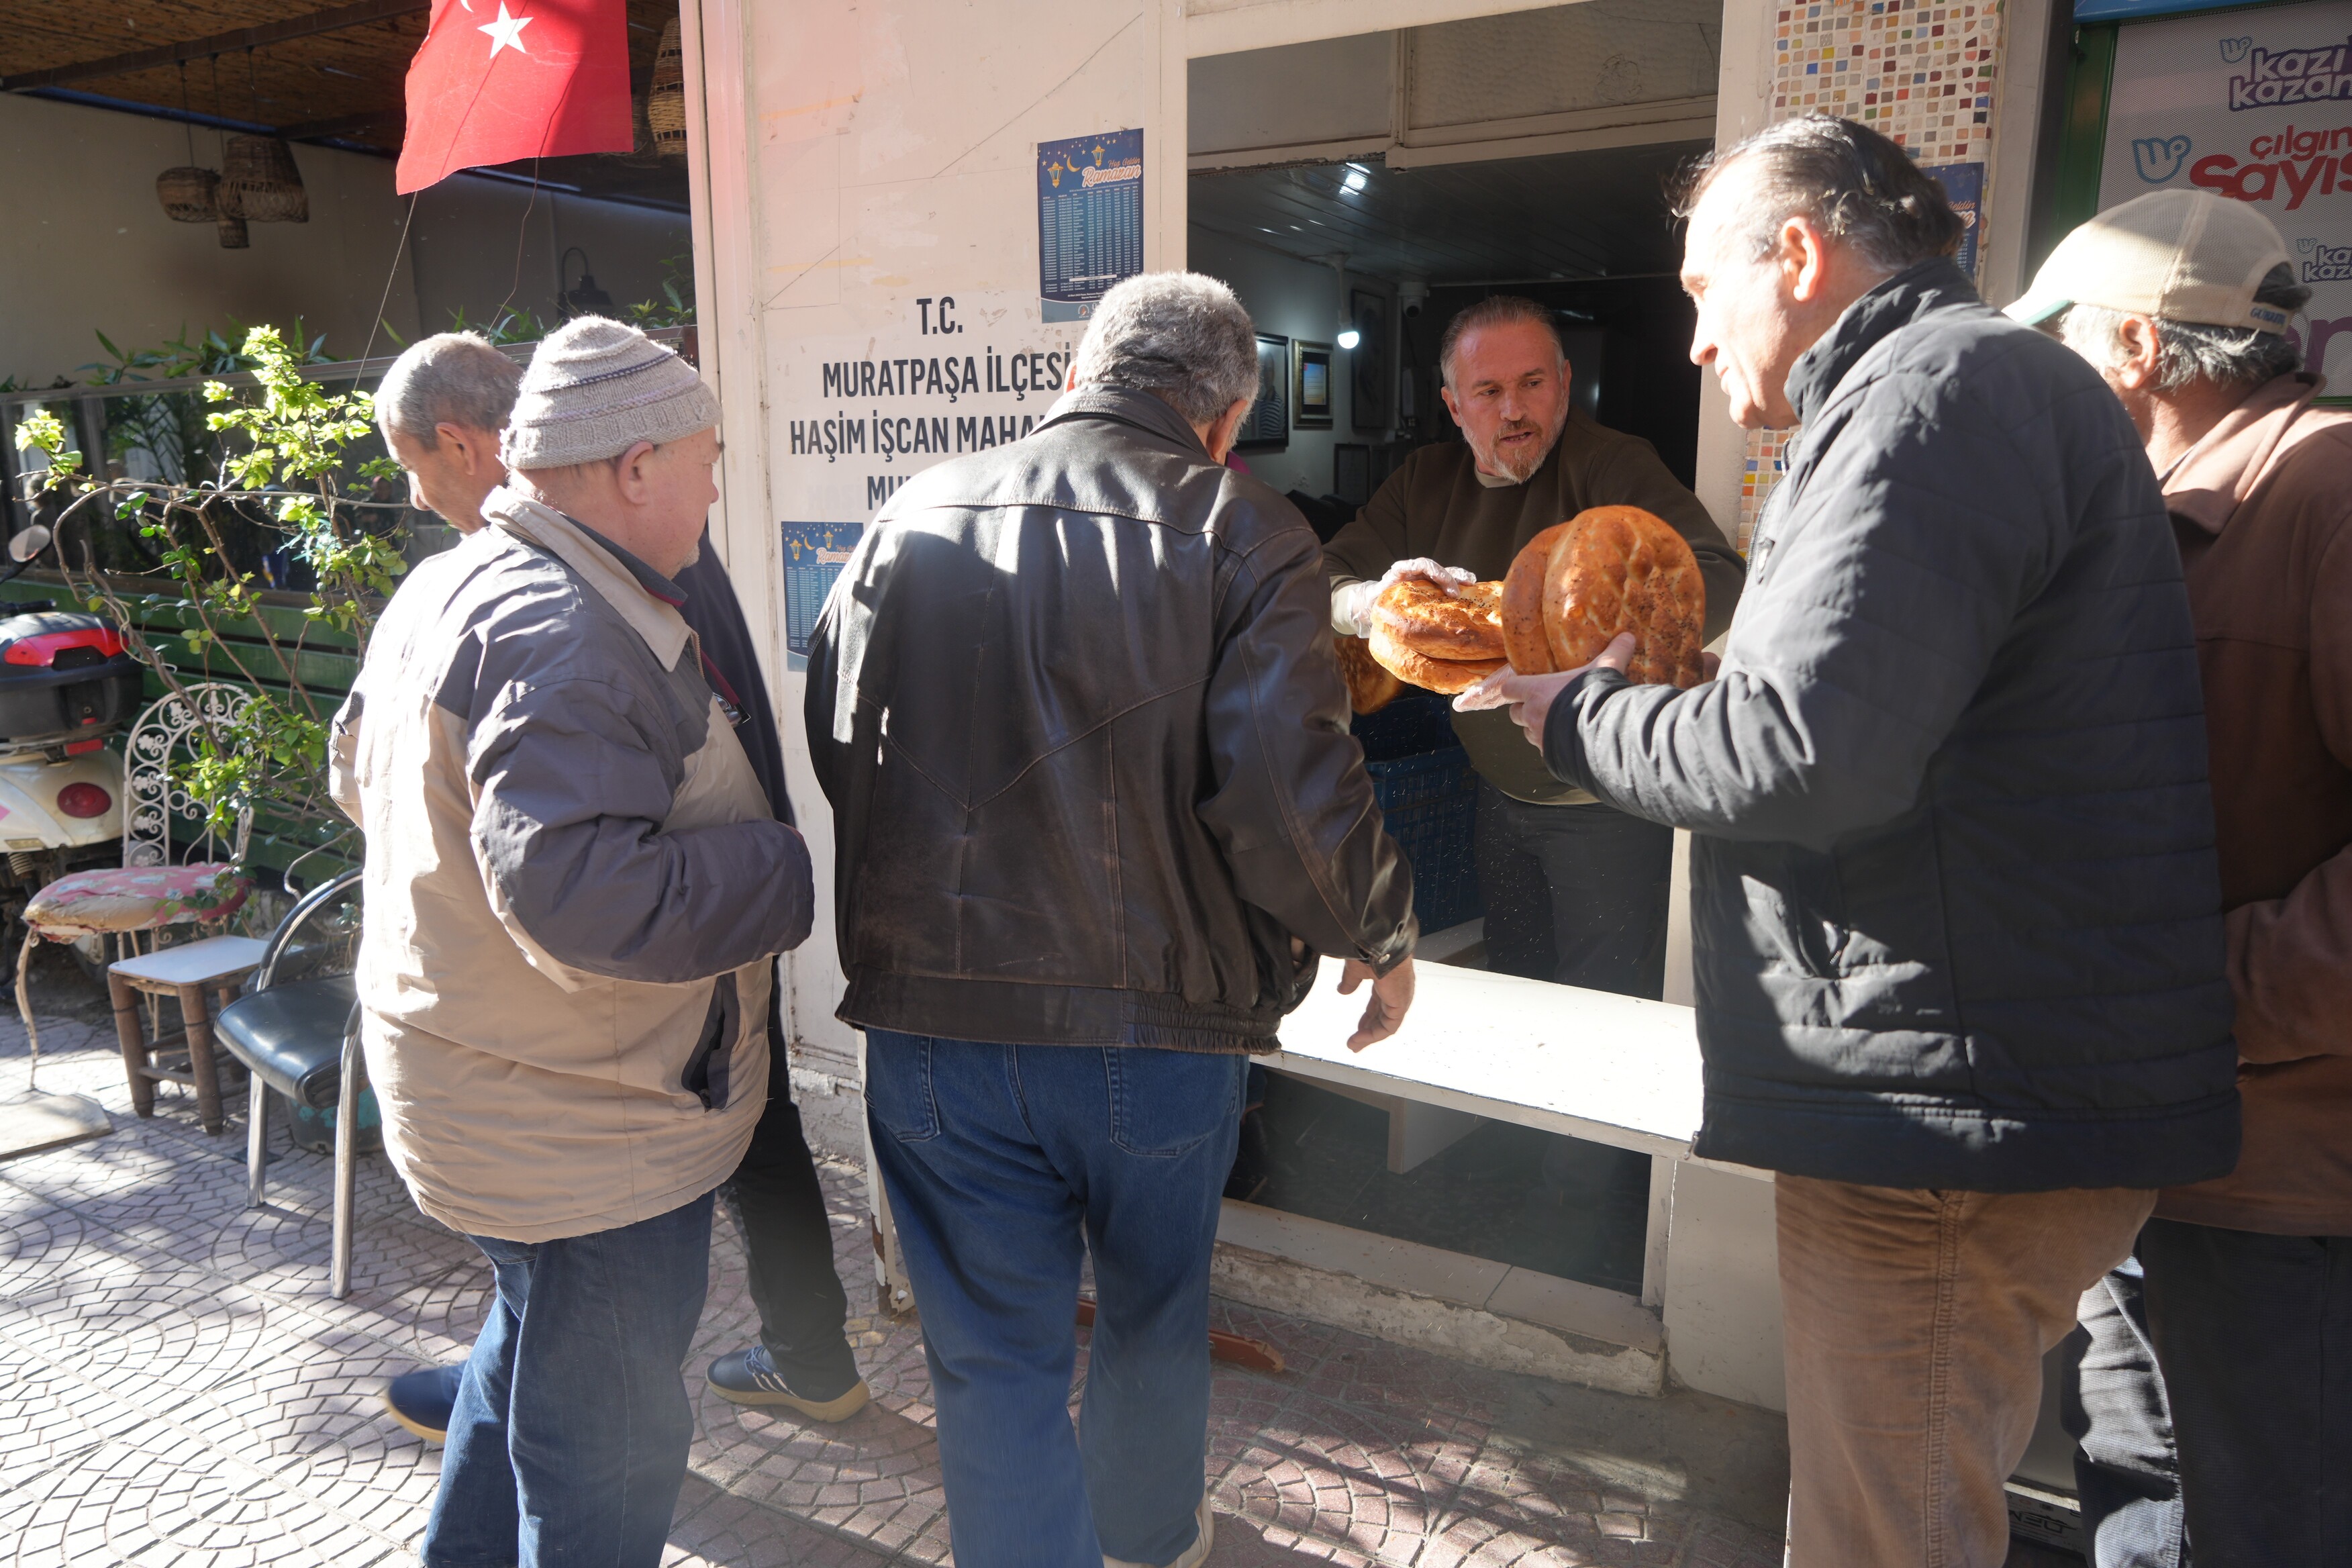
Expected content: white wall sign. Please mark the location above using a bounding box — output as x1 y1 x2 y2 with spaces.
2102 3 2352 382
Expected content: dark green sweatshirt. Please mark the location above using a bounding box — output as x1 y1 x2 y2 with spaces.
1324 411 1745 803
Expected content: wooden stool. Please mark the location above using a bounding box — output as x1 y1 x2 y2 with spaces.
109 934 268 1135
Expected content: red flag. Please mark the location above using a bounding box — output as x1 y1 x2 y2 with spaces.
396 0 632 194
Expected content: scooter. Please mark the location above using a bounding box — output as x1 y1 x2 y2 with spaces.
0 525 142 975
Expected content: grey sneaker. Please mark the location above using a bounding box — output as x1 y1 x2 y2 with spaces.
705 1344 871 1421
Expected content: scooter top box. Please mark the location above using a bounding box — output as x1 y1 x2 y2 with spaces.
0 611 144 750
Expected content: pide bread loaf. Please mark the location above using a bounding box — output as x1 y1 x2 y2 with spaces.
1500 505 1705 688
1334 634 1404 714
1368 624 1507 695
1363 577 1509 694
1369 579 1507 663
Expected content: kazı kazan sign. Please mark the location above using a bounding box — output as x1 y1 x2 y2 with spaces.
2228 34 2352 109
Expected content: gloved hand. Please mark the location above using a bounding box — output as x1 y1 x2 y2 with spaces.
1331 558 1478 637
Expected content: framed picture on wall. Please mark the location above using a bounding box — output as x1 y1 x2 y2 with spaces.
1292 339 1334 430
1349 289 1389 430
1237 333 1289 452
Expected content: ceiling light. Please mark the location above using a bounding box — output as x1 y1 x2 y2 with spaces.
1332 255 1361 350
1342 164 1369 193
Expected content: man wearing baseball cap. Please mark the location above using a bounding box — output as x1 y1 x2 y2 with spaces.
330 316 816 1567
2016 190 2352 1563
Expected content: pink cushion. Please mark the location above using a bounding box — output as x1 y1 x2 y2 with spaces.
25 864 251 939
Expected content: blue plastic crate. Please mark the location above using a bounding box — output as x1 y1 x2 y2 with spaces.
1351 691 1458 762
1365 744 1484 933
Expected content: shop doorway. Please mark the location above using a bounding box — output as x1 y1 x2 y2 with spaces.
1189 0 1718 1300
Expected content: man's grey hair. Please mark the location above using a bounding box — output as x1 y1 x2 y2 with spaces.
1673 113 1964 275
1438 295 1565 391
375 332 524 449
1069 272 1259 426
2059 264 2312 391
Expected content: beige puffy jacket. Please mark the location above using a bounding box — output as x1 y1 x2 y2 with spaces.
330 494 813 1242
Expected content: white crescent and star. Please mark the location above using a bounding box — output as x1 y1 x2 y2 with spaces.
478 1 533 57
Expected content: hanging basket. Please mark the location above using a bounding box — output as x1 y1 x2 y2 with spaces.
219 134 308 224
156 166 219 223
648 17 688 156
216 212 250 250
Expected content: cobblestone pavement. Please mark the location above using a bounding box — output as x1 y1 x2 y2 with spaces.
0 994 1956 1568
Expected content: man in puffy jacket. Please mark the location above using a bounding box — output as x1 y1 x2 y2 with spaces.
2020 190 2352 1566
1484 116 2240 1568
332 316 815 1567
806 271 1416 1568
366 328 871 1448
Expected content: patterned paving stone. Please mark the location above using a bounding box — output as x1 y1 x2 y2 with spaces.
0 998 1800 1568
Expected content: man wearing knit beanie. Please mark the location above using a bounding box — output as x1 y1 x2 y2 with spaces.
330 316 816 1568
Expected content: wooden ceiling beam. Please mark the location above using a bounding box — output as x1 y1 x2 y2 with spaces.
0 0 429 93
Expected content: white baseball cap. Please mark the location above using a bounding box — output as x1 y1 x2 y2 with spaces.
2006 189 2294 334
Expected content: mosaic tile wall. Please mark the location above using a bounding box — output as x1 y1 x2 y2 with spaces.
1738 0 2008 547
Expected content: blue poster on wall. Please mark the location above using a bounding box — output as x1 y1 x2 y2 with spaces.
1037 129 1144 324
779 522 863 671
1925 161 1986 281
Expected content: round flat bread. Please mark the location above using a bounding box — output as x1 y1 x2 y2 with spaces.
1501 506 1706 688
1334 634 1404 714
1369 579 1507 663
1368 623 1508 695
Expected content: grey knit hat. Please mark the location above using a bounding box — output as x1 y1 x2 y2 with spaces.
501 315 720 469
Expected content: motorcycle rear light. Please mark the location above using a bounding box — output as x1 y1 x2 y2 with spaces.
63 739 104 755
55 783 111 819
3 628 124 667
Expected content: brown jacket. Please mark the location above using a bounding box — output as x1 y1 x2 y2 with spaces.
2158 373 2352 1236
1323 411 1743 802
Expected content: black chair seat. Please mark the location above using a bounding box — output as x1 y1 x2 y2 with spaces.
216 975 356 1110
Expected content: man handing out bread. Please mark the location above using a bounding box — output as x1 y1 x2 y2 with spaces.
1324 297 1743 997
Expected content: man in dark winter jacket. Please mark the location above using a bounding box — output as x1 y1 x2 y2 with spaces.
806 271 1416 1568
1480 116 2240 1568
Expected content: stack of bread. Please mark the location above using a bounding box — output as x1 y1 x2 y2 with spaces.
1361 579 1509 695
1336 505 1707 712
1500 505 1706 689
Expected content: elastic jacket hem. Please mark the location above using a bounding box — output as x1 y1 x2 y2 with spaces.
840 971 1285 1055
1693 1089 2242 1192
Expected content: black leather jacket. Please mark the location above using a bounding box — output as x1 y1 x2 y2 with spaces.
805 386 1416 1053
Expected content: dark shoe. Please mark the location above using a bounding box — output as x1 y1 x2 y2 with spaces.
383 1363 465 1444
706 1345 871 1421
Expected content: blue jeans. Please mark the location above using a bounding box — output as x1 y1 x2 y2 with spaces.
865 1031 1244 1568
422 1193 715 1568
2065 1218 2352 1567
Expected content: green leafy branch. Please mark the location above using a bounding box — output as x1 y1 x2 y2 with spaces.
11 325 406 868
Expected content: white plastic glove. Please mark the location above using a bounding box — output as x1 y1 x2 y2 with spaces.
1332 558 1479 637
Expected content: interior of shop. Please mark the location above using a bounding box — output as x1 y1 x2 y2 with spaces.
1190 0 1719 1297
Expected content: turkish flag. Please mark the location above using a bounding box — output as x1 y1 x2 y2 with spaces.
395 0 633 194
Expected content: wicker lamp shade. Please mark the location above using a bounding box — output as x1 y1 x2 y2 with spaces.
156 166 220 223
219 134 308 224
648 17 687 156
216 212 250 250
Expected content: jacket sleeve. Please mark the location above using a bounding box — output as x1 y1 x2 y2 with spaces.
1542 377 2079 851
1321 458 1418 620
2227 518 2352 1065
1587 436 1747 644
1199 524 1418 969
467 675 814 989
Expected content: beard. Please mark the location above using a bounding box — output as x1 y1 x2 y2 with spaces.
1477 415 1562 484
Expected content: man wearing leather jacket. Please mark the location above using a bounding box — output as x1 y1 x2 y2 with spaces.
806 271 1417 1568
